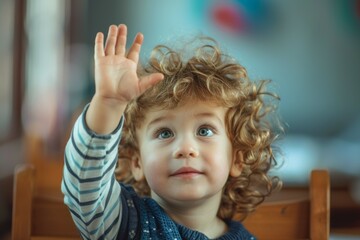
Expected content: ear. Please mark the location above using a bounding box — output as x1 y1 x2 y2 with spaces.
230 150 243 177
130 152 145 181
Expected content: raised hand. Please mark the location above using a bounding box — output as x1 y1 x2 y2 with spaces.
86 24 163 134
94 24 163 105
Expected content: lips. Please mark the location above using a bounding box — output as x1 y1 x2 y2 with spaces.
170 167 203 177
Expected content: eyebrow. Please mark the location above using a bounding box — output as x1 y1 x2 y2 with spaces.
146 115 175 129
194 112 223 124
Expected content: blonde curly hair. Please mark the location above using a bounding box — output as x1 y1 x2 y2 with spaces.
116 37 282 221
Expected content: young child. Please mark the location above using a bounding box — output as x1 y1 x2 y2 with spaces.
62 24 282 239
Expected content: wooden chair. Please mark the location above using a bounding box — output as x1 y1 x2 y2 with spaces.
240 169 330 240
12 164 80 240
12 163 329 240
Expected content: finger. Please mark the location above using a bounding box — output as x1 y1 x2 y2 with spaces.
127 33 143 63
94 32 105 59
115 24 127 56
104 25 118 55
139 73 164 94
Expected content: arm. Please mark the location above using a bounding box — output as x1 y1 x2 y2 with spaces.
61 24 163 239
62 107 123 239
87 24 163 134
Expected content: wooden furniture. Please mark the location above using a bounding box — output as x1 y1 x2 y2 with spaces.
12 163 330 240
241 169 330 240
12 164 80 240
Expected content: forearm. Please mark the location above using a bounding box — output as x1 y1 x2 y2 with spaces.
61 105 123 239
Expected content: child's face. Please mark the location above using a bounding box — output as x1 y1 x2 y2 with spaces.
133 100 241 206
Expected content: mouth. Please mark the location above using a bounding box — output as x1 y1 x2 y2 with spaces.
170 167 203 177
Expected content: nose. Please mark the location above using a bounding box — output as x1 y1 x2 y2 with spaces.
173 135 199 159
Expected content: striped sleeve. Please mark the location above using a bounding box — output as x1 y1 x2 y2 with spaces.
61 105 123 240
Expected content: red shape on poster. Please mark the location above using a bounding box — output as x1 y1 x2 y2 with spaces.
211 4 247 33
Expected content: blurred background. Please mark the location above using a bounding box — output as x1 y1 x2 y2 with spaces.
1 0 359 238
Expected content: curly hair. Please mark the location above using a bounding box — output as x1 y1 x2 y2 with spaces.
116 37 282 221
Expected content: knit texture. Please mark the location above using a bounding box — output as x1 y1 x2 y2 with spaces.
118 184 256 240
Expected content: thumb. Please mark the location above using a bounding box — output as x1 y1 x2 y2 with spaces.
138 73 164 94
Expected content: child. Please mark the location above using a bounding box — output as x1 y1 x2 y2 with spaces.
62 24 282 239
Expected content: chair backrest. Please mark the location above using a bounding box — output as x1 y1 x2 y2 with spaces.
12 164 80 240
239 169 330 240
12 164 329 240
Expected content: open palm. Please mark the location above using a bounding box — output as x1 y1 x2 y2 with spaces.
94 24 163 104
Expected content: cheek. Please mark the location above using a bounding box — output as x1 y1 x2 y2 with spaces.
213 136 233 159
140 149 167 186
143 165 166 193
207 140 233 173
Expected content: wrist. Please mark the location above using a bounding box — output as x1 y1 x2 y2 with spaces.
92 93 128 111
85 95 127 134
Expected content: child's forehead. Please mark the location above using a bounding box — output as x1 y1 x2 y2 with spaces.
148 99 221 112
142 99 227 122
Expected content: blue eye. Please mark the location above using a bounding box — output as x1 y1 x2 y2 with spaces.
157 129 174 139
197 127 214 137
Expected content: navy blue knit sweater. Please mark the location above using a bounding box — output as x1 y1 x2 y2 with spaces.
118 184 256 240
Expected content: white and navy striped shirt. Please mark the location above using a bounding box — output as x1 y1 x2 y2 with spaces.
61 105 123 239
